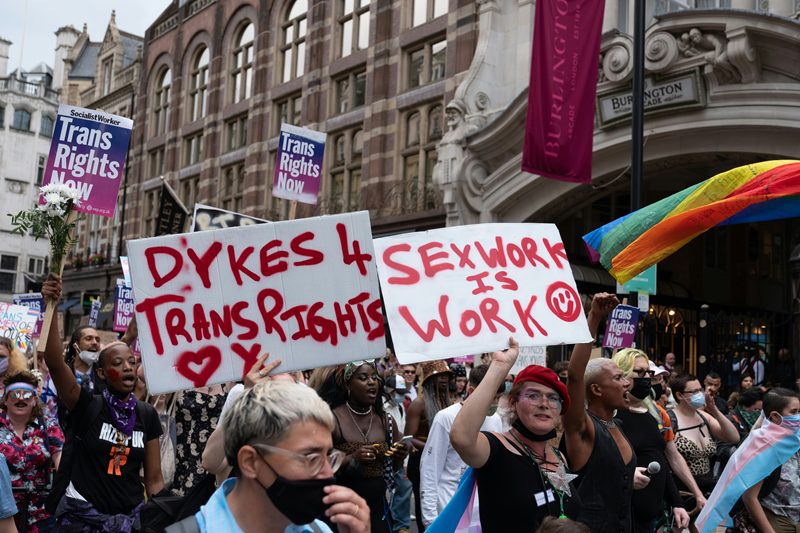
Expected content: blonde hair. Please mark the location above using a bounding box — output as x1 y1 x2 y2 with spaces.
612 348 649 378
0 337 28 377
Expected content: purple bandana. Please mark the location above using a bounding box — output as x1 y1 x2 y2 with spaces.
102 388 137 436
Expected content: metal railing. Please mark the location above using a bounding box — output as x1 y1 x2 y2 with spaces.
0 76 59 101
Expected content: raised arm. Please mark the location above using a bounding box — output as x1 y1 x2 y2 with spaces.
450 337 518 468
701 395 740 444
41 275 81 411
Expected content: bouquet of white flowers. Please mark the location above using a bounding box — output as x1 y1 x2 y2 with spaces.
9 182 82 274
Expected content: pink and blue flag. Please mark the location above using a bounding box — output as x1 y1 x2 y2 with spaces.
425 468 481 533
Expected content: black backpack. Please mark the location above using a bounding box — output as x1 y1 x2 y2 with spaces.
140 474 217 533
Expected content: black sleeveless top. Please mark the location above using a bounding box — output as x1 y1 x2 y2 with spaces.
474 432 581 533
570 413 636 532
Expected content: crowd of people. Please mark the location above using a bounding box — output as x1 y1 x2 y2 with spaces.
0 278 797 533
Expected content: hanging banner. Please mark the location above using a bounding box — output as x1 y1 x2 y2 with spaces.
191 204 268 232
113 283 135 333
272 123 326 205
0 302 40 352
374 224 591 363
521 0 606 184
12 293 45 337
88 298 102 328
40 104 133 217
127 211 385 394
602 304 640 349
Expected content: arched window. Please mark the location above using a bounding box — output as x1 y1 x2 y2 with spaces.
428 105 442 140
40 115 54 136
232 22 255 103
189 48 209 122
328 128 363 214
406 112 420 147
401 104 442 212
281 0 308 82
12 108 31 131
153 68 171 135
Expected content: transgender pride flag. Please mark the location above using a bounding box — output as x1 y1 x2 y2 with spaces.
696 420 800 533
426 468 481 533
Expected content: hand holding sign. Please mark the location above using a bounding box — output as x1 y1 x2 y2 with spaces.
491 337 520 369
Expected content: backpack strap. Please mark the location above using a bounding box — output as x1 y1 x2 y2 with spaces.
667 409 679 433
74 395 105 440
165 515 200 533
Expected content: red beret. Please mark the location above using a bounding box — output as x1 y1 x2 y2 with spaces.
513 365 570 414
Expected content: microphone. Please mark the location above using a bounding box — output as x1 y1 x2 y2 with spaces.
645 461 661 477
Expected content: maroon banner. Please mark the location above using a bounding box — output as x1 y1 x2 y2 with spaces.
522 0 606 184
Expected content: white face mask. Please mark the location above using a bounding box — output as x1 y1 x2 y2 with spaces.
75 344 100 366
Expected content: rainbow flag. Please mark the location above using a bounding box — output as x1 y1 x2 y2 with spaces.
695 420 800 533
583 160 800 284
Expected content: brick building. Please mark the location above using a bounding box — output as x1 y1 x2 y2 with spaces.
121 0 480 247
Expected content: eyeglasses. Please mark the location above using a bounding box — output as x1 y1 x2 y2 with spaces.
6 390 35 401
520 391 562 409
403 370 416 375
250 443 345 476
631 369 654 377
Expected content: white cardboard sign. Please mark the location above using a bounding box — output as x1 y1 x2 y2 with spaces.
510 346 548 375
128 211 386 394
374 224 591 363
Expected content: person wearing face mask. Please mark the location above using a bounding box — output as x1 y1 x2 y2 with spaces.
612 349 694 532
420 364 503 528
0 338 29 397
554 361 569 386
667 374 739 499
728 388 764 441
172 380 369 533
696 388 800 533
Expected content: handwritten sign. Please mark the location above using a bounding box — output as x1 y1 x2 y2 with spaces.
113 284 135 333
510 346 548 375
374 224 591 363
602 304 639 349
120 256 132 286
128 211 385 394
272 124 326 205
191 204 268 232
88 298 102 328
0 302 40 352
40 104 133 218
12 293 45 337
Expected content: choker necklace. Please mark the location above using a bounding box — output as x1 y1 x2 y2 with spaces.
512 419 557 442
346 402 372 416
589 411 617 429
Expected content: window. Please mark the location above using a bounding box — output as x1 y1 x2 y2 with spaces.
276 94 303 131
143 189 160 237
102 58 113 95
400 104 443 211
36 155 45 186
221 164 244 212
407 38 446 89
40 115 54 136
13 109 31 131
281 0 308 82
339 0 370 57
27 257 45 276
232 23 255 103
334 70 366 114
412 0 447 27
0 255 18 293
226 115 248 152
184 133 203 166
189 48 210 122
179 175 199 210
327 128 363 214
149 147 166 177
153 68 171 135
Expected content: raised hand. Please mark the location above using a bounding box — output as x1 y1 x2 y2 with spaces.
491 336 520 368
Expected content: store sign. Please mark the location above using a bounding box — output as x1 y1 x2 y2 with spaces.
616 265 657 295
598 73 702 126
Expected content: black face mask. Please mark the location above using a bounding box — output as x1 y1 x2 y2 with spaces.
558 376 568 386
652 383 665 399
261 461 335 525
630 377 652 400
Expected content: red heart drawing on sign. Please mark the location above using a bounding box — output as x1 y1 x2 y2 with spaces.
176 346 222 388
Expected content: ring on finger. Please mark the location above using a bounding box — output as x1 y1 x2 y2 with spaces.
258 368 267 377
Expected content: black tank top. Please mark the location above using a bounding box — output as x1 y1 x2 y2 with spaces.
571 413 636 532
474 432 581 532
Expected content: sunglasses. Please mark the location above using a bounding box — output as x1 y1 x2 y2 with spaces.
6 390 35 401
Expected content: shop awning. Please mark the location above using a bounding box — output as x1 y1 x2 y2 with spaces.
57 298 80 312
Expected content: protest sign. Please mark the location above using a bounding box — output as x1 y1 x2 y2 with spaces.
40 104 133 218
155 180 189 236
602 304 640 349
114 284 135 333
272 124 326 205
12 293 45 337
128 211 385 394
191 204 268 232
120 256 132 286
0 302 40 352
88 298 102 328
374 224 591 363
510 346 547 375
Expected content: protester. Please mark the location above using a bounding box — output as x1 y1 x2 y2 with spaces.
536 516 590 533
703 372 728 415
400 364 418 402
668 374 739 497
381 374 412 533
420 364 503 528
404 360 453 532
562 293 636 532
0 338 28 397
649 363 669 409
450 364 468 402
41 275 163 532
728 388 764 441
553 361 569 385
664 352 677 373
0 371 64 532
611 349 691 532
739 388 800 532
728 373 755 410
0 455 17 533
450 339 580 531
318 361 408 533
175 380 369 533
